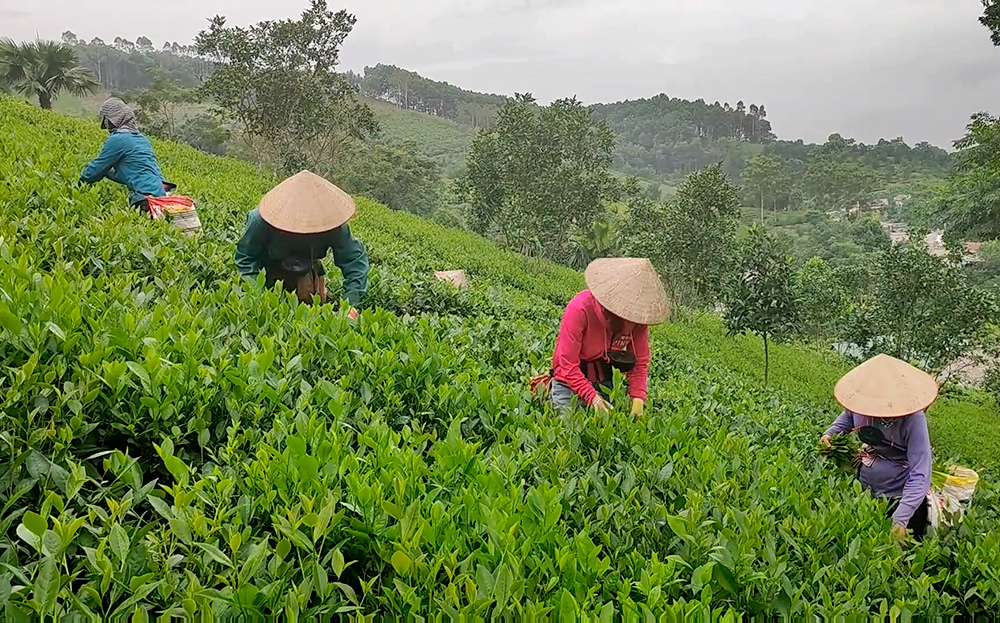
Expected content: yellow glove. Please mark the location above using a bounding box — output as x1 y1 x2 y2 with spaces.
630 398 645 419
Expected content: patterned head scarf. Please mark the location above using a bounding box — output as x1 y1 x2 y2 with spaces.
99 98 138 133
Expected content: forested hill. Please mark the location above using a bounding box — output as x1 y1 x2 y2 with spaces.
352 64 508 129
590 95 773 180
353 64 953 184
58 33 955 191
61 33 212 90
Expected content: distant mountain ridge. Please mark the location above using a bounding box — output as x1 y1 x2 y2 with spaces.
353 64 952 184
59 33 953 187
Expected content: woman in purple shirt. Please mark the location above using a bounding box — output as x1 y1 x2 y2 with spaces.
820 354 938 539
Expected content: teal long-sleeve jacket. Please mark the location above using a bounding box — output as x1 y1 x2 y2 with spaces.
80 131 166 206
235 208 369 307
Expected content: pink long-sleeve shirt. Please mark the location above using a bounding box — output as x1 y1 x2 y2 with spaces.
551 290 651 406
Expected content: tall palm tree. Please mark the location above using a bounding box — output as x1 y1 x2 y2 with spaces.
0 39 99 110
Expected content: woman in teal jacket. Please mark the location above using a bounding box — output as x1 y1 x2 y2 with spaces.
236 171 369 315
79 98 166 212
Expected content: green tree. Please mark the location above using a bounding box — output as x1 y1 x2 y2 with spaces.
849 217 890 251
0 39 98 110
931 112 1000 241
742 154 782 222
568 217 619 269
723 225 799 384
195 0 377 171
964 239 1000 288
621 164 741 306
461 93 620 262
671 164 741 303
177 114 230 155
333 139 443 217
793 256 847 339
803 156 878 212
840 242 999 375
981 0 1000 45
123 73 194 138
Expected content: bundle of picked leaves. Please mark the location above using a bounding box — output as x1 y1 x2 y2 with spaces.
820 434 861 472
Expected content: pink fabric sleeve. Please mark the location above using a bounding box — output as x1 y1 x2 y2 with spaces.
552 300 599 406
626 324 650 401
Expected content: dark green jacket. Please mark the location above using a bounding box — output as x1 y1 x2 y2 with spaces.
235 208 369 306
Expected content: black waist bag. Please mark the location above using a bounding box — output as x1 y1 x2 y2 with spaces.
266 256 318 289
279 256 313 277
606 349 637 373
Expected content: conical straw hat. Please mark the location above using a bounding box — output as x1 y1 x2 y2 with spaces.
258 170 357 234
584 258 670 325
434 270 469 289
834 354 939 418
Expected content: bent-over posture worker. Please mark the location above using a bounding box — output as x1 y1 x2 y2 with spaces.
546 257 669 417
79 98 166 213
235 170 369 316
821 354 936 540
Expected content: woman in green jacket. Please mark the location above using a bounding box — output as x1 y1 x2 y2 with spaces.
236 171 369 315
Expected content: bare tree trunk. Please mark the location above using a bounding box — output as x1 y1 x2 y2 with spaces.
38 91 53 110
763 332 770 386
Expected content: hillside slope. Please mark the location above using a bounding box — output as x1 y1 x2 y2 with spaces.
365 97 475 178
1 98 998 618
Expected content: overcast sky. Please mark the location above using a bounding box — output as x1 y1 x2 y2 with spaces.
2 0 996 147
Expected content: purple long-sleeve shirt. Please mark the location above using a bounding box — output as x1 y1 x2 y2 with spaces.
825 410 932 526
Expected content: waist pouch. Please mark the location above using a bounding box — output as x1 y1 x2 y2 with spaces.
266 258 327 304
541 349 636 399
279 256 313 277
606 349 637 373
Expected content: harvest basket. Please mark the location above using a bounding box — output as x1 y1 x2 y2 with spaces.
930 465 979 500
168 207 202 237
148 196 202 237
928 465 979 531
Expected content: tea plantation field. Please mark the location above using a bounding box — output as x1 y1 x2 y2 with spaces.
1 97 999 619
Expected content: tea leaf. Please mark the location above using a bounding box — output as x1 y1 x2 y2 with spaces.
712 563 738 598
22 511 47 538
110 524 130 563
494 563 513 610
126 361 151 390
16 524 40 551
45 321 66 341
33 556 59 615
168 518 192 545
196 543 234 568
558 589 577 622
0 303 22 335
332 548 346 579
391 551 412 576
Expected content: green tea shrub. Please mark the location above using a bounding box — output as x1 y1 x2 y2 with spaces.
1 97 999 619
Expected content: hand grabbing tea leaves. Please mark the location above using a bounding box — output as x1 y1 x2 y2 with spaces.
819 433 861 472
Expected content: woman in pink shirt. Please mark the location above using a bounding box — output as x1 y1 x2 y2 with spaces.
548 258 670 416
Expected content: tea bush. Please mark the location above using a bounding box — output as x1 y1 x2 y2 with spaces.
1 97 999 619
